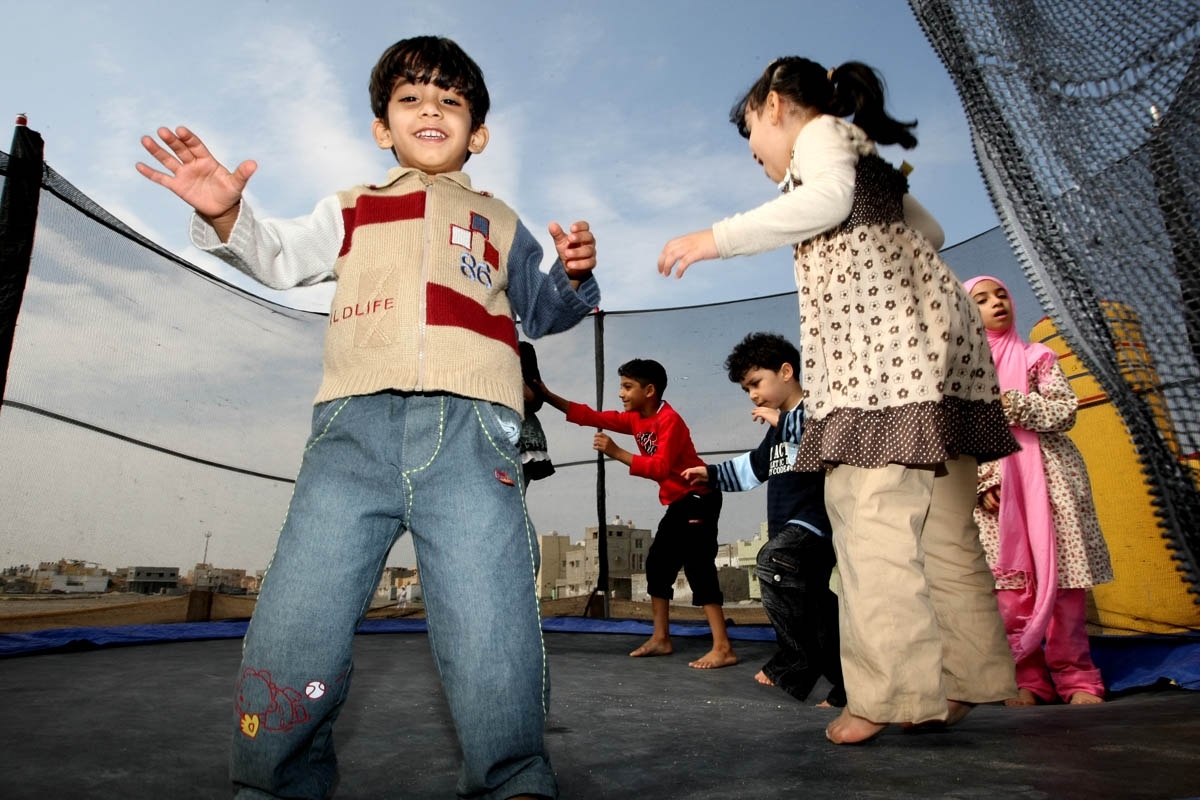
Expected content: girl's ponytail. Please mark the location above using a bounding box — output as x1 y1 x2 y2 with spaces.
828 62 918 149
730 57 918 149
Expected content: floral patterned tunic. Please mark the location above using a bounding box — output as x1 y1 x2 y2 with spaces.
788 121 1015 470
975 358 1114 589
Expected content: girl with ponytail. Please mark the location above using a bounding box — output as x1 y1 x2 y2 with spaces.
659 57 1019 744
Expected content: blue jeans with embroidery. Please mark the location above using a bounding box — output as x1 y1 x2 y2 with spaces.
756 523 846 706
231 392 556 800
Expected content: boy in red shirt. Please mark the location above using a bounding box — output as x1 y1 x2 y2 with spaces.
538 359 737 669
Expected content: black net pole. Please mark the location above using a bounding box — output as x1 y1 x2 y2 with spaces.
0 115 44 409
588 310 610 618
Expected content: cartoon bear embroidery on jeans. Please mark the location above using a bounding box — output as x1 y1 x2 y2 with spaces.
236 667 311 737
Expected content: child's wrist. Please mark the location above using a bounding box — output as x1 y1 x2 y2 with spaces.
201 201 241 228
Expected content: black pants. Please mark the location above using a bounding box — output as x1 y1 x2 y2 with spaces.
757 524 845 706
645 491 724 606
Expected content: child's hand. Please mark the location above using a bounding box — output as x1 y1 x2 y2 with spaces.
682 466 709 485
751 406 781 427
593 432 616 456
980 485 1000 513
549 221 596 281
136 126 256 232
657 229 717 279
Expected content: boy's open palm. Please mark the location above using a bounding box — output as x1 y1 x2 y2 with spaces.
136 126 257 222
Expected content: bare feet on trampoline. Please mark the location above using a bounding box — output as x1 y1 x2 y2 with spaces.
1068 691 1104 705
825 709 886 744
630 637 673 657
1005 688 1040 706
945 699 976 725
689 645 738 669
754 669 774 686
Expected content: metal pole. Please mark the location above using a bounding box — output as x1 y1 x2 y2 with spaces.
0 114 45 409
590 310 609 618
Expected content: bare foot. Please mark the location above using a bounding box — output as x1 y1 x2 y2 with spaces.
689 646 738 669
1068 691 1104 705
630 637 672 658
1004 688 1039 707
754 669 774 686
945 700 976 725
902 699 975 733
825 709 887 744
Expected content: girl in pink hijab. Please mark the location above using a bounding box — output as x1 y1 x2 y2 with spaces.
965 275 1114 706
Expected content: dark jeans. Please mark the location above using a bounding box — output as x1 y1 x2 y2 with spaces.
757 524 845 706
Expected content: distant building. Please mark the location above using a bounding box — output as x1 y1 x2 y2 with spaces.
541 516 653 600
34 559 111 593
190 564 246 594
715 542 740 568
48 573 110 594
736 524 770 600
717 565 751 602
542 516 770 603
127 566 180 595
376 566 418 603
536 532 572 600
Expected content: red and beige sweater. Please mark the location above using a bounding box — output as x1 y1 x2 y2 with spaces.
191 168 599 415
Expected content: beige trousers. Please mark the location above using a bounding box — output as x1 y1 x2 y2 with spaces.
825 457 1016 723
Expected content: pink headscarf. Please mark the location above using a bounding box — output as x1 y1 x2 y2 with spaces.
964 275 1058 662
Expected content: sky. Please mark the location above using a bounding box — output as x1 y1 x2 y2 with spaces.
0 0 1040 573
1 0 1008 312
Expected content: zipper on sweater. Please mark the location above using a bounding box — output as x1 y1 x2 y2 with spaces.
416 175 434 390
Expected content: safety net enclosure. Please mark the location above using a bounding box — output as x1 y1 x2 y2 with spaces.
911 0 1200 607
2 51 1198 636
0 148 324 575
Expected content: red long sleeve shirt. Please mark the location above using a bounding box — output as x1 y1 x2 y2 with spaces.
566 400 711 507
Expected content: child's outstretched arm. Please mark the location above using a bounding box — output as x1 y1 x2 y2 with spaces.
594 432 634 468
531 379 571 415
657 230 718 280
136 126 257 243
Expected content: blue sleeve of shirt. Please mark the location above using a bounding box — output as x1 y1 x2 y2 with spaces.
708 428 773 492
506 220 600 338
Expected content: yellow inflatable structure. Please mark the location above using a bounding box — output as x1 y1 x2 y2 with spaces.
1031 304 1200 634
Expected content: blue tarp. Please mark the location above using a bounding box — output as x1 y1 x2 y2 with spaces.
2 617 1196 694
1090 632 1200 692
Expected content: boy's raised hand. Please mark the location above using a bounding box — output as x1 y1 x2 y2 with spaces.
751 406 781 427
136 126 256 230
549 221 596 282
